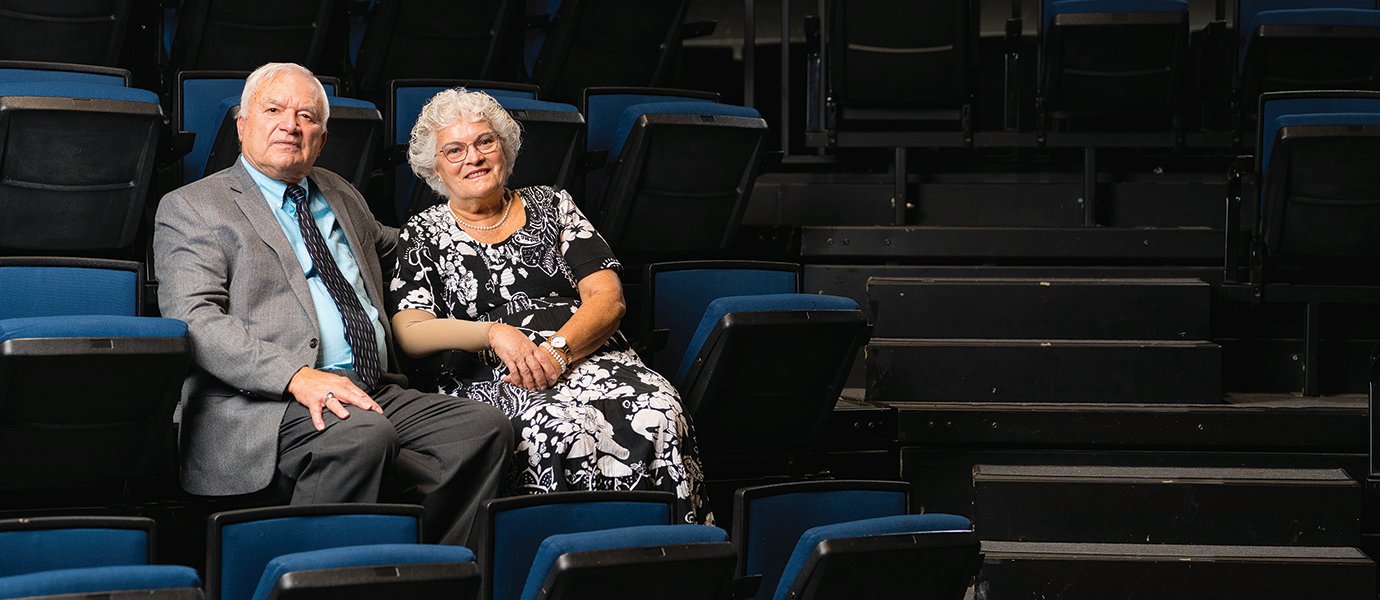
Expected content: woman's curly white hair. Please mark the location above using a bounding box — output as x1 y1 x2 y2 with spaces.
407 88 522 197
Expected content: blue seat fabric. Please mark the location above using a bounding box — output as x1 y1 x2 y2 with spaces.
251 543 474 600
609 101 761 157
0 82 157 104
219 514 419 600
0 316 187 343
585 93 715 154
491 501 672 600
1260 96 1380 161
652 268 796 381
676 293 859 386
0 528 148 577
0 266 138 319
1044 0 1187 28
0 69 125 87
1238 4 1380 71
519 525 727 600
0 565 201 600
743 489 907 600
771 514 972 600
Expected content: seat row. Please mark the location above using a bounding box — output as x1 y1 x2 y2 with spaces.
0 62 768 263
0 482 977 600
0 258 867 496
810 0 1380 143
0 0 708 104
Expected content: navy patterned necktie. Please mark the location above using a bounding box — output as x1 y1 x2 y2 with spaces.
287 183 381 388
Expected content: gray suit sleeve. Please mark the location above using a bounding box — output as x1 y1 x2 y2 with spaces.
154 191 307 399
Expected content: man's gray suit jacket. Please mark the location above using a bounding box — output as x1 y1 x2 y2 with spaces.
153 160 400 496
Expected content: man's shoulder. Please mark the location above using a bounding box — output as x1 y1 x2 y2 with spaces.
165 166 241 203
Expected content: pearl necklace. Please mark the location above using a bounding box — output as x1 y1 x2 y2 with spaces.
451 191 514 231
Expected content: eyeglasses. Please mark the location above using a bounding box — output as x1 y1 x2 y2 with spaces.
436 132 500 163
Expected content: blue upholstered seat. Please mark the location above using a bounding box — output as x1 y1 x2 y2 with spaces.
478 491 676 600
609 100 760 157
733 481 911 600
519 525 729 600
207 504 423 600
0 516 199 600
678 293 859 386
647 262 799 380
771 514 973 600
251 543 475 600
0 565 202 599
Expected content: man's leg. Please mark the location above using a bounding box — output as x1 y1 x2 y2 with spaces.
278 401 399 504
371 385 513 546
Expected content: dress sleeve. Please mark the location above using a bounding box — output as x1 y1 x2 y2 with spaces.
388 215 445 316
555 188 622 281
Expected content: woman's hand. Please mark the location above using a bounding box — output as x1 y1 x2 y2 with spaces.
488 323 562 390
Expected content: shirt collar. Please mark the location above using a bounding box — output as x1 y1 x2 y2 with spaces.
240 156 310 210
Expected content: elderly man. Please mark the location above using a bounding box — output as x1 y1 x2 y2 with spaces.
154 62 511 546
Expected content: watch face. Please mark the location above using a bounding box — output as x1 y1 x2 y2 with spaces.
550 335 567 349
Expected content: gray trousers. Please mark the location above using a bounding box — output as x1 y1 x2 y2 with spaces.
277 372 513 546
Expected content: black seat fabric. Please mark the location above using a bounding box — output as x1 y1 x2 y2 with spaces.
0 0 131 66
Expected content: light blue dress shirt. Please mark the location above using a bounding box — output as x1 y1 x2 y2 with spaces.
242 157 388 372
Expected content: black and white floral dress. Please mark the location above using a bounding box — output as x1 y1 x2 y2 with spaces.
390 186 708 523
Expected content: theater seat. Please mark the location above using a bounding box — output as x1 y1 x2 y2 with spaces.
0 516 201 600
771 516 978 600
1040 0 1189 130
731 480 912 600
170 0 334 73
527 0 692 102
520 525 734 600
1237 0 1380 117
645 261 867 461
206 504 425 600
475 491 677 600
0 1 131 66
582 88 765 259
0 82 161 257
0 258 189 488
254 544 478 600
352 0 522 99
0 60 130 87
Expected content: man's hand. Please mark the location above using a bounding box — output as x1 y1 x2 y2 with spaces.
488 323 561 390
287 367 382 431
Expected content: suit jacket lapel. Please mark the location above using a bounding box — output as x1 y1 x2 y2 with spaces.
228 160 319 330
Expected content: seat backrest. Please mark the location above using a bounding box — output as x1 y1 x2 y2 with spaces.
0 564 203 600
255 543 476 600
775 520 977 600
354 0 519 94
0 1 131 66
171 0 334 72
0 257 141 318
0 84 161 255
645 261 799 380
522 525 733 600
1238 0 1378 49
478 491 676 600
829 0 975 108
732 480 910 600
582 88 717 156
1257 92 1380 177
0 516 154 576
203 95 381 192
207 504 423 600
529 0 690 102
0 61 130 87
677 292 861 386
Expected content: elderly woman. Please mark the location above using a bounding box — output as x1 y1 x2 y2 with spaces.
389 89 708 523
